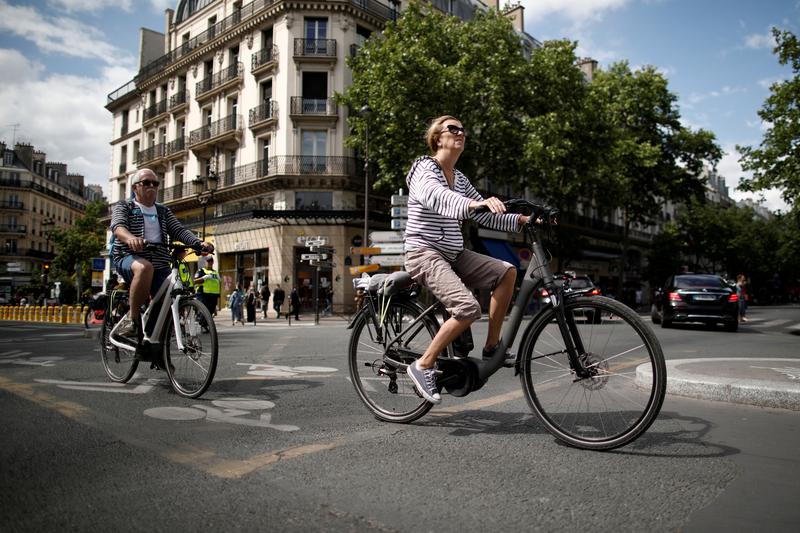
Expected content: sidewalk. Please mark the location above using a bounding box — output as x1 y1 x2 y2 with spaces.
213 307 349 328
638 357 800 411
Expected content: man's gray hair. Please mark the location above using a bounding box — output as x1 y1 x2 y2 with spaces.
131 168 156 185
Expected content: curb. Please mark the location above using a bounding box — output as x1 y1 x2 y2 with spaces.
638 357 800 411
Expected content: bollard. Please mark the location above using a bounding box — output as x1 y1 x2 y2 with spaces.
60 306 67 324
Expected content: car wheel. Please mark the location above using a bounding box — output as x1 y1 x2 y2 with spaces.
650 304 661 324
661 318 672 329
724 321 738 332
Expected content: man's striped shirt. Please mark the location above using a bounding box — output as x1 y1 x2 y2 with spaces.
404 156 520 261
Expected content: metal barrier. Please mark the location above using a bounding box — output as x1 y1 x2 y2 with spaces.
0 305 90 324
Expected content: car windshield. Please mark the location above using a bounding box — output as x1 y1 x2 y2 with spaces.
674 275 726 289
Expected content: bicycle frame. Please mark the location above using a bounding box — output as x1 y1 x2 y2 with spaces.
108 261 191 352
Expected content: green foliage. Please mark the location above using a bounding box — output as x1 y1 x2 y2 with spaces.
738 28 800 209
50 201 106 302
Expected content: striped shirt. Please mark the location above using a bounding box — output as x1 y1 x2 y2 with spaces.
404 156 520 261
110 200 201 270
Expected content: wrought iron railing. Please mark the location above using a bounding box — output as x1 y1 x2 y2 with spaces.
107 79 138 104
143 99 168 122
290 97 337 115
294 39 337 58
138 143 166 163
169 91 189 110
0 201 24 209
158 181 196 203
249 101 277 125
165 137 188 156
251 45 278 70
196 62 243 97
0 224 26 233
188 114 242 146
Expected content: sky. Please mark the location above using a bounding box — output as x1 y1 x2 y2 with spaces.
0 0 797 212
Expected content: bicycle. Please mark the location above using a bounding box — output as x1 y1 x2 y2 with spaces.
84 292 107 329
100 243 218 398
347 200 666 450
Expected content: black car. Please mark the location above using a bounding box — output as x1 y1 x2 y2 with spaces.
540 273 602 323
651 274 739 331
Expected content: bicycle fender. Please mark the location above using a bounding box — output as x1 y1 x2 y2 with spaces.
346 307 370 329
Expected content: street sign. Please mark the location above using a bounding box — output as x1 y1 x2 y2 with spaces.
301 253 320 261
309 246 335 255
371 242 404 254
391 194 408 206
92 258 105 271
391 207 408 217
390 219 407 230
349 264 380 275
370 231 404 243
310 260 334 269
369 254 405 267
351 247 382 255
305 240 327 247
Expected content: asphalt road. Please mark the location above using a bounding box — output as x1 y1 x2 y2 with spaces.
1 305 798 532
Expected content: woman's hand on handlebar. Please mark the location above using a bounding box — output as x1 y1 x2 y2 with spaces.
469 197 506 214
200 241 214 254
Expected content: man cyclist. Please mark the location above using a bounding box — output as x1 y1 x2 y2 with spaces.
110 168 214 341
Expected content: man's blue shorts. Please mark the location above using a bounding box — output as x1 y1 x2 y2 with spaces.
115 255 171 296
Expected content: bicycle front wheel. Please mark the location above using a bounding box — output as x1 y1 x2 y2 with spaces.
100 300 138 383
519 296 666 450
348 300 439 423
164 298 218 399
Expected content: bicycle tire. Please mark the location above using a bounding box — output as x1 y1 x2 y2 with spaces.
100 299 138 383
519 296 666 450
348 299 441 423
164 298 218 399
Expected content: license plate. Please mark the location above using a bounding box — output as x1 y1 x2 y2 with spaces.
694 295 715 301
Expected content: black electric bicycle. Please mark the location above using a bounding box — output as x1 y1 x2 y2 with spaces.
347 200 666 450
100 243 218 398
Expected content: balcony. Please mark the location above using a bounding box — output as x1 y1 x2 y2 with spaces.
158 181 195 203
107 79 138 106
165 137 189 160
249 100 278 132
196 62 243 102
169 91 189 114
0 247 54 260
143 98 168 125
137 143 166 166
293 39 337 64
251 45 278 76
0 224 26 234
0 200 24 210
289 97 338 126
188 114 242 153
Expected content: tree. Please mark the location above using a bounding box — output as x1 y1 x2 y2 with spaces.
50 201 107 303
589 62 722 292
339 1 536 193
738 28 800 210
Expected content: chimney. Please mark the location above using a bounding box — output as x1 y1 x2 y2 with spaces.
505 4 524 33
0 141 6 156
14 142 34 170
578 58 598 82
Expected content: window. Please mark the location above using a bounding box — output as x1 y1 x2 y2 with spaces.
259 137 271 176
175 166 184 186
304 18 328 54
119 181 126 201
120 146 128 173
133 140 140 162
295 192 332 211
262 27 273 49
301 130 327 172
356 25 371 46
3 151 13 166
121 108 129 136
261 79 273 101
230 45 239 65
301 72 328 113
5 239 17 253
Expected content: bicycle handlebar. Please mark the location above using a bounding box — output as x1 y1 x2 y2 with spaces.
472 199 558 226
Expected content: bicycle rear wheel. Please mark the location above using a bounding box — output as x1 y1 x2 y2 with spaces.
164 298 218 399
348 300 438 423
519 296 666 450
100 298 138 383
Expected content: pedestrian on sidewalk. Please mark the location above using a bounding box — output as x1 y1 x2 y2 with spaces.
260 283 270 319
228 282 245 325
737 274 748 322
287 287 300 321
273 285 285 318
245 284 257 324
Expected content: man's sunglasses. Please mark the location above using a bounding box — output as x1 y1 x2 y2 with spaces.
138 180 160 187
441 124 467 136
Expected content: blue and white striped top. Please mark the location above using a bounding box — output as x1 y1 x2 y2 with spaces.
404 156 520 261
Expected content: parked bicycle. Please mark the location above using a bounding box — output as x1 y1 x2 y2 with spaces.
100 242 218 398
347 200 666 450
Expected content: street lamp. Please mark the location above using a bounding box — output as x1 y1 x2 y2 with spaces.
193 171 219 241
360 104 372 248
41 217 55 287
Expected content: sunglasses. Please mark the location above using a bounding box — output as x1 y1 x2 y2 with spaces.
138 180 160 187
441 124 467 136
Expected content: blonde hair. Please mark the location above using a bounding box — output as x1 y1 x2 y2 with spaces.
425 115 459 154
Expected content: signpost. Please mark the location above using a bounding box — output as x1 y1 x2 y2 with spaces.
301 237 334 325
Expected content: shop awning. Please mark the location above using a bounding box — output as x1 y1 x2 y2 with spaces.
480 238 520 268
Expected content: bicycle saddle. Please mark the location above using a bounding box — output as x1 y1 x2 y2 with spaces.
367 271 413 296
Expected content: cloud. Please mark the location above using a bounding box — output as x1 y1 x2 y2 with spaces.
0 0 134 67
150 0 173 11
743 29 777 49
48 0 132 12
520 0 631 24
718 145 791 213
0 48 134 196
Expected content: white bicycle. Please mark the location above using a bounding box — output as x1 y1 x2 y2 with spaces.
101 243 218 398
